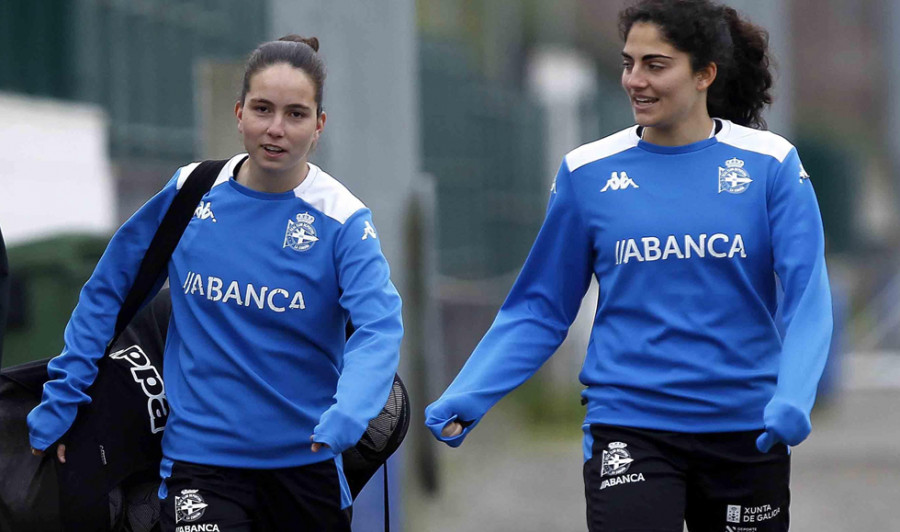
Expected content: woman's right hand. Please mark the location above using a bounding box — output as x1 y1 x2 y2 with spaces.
31 443 66 463
441 421 463 438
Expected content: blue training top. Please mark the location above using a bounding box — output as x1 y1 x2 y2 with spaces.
426 120 833 455
28 156 403 492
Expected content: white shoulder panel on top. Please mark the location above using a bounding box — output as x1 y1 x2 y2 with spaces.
565 127 639 172
175 162 200 189
716 121 794 163
295 164 366 224
175 154 246 190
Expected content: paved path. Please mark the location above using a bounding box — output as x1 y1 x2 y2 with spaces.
791 389 900 530
409 381 900 531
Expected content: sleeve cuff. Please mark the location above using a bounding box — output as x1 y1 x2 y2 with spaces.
27 400 73 451
762 396 812 446
313 408 368 454
425 414 476 448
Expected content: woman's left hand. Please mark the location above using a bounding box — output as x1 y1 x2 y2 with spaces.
310 436 330 453
31 443 67 463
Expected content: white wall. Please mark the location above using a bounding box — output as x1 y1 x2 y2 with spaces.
0 92 115 245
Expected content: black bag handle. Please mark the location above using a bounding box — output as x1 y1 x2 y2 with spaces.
109 159 229 350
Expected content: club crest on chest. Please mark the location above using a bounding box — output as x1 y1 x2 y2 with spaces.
718 157 752 194
284 212 319 252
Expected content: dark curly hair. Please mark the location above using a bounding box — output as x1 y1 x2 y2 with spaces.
619 0 773 129
240 34 326 115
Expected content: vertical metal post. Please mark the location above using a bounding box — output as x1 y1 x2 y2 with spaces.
724 0 794 136
0 227 7 367
267 2 421 529
267 1 419 286
886 0 900 196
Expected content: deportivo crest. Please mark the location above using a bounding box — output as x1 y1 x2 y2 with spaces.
601 441 634 476
718 157 752 194
175 489 209 523
284 212 319 252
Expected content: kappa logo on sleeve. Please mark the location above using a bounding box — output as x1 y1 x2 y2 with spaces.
362 220 378 240
799 163 810 183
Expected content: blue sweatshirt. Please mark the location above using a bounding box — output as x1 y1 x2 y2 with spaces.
28 155 403 478
426 120 832 456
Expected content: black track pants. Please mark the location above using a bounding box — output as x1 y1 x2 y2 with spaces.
584 424 790 532
160 459 352 532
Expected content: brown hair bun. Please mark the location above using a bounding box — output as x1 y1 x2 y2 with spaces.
278 34 319 52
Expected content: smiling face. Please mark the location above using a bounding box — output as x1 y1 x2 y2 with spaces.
235 62 326 192
621 22 716 146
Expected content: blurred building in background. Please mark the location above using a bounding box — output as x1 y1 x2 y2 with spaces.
0 0 266 216
0 0 266 368
2 0 900 530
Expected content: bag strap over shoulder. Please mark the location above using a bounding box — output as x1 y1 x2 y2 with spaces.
110 159 229 349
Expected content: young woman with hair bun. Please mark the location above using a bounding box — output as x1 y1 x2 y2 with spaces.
426 1 831 530
28 35 403 531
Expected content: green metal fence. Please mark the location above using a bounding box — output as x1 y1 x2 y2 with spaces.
0 0 266 162
420 37 547 280
0 0 73 100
